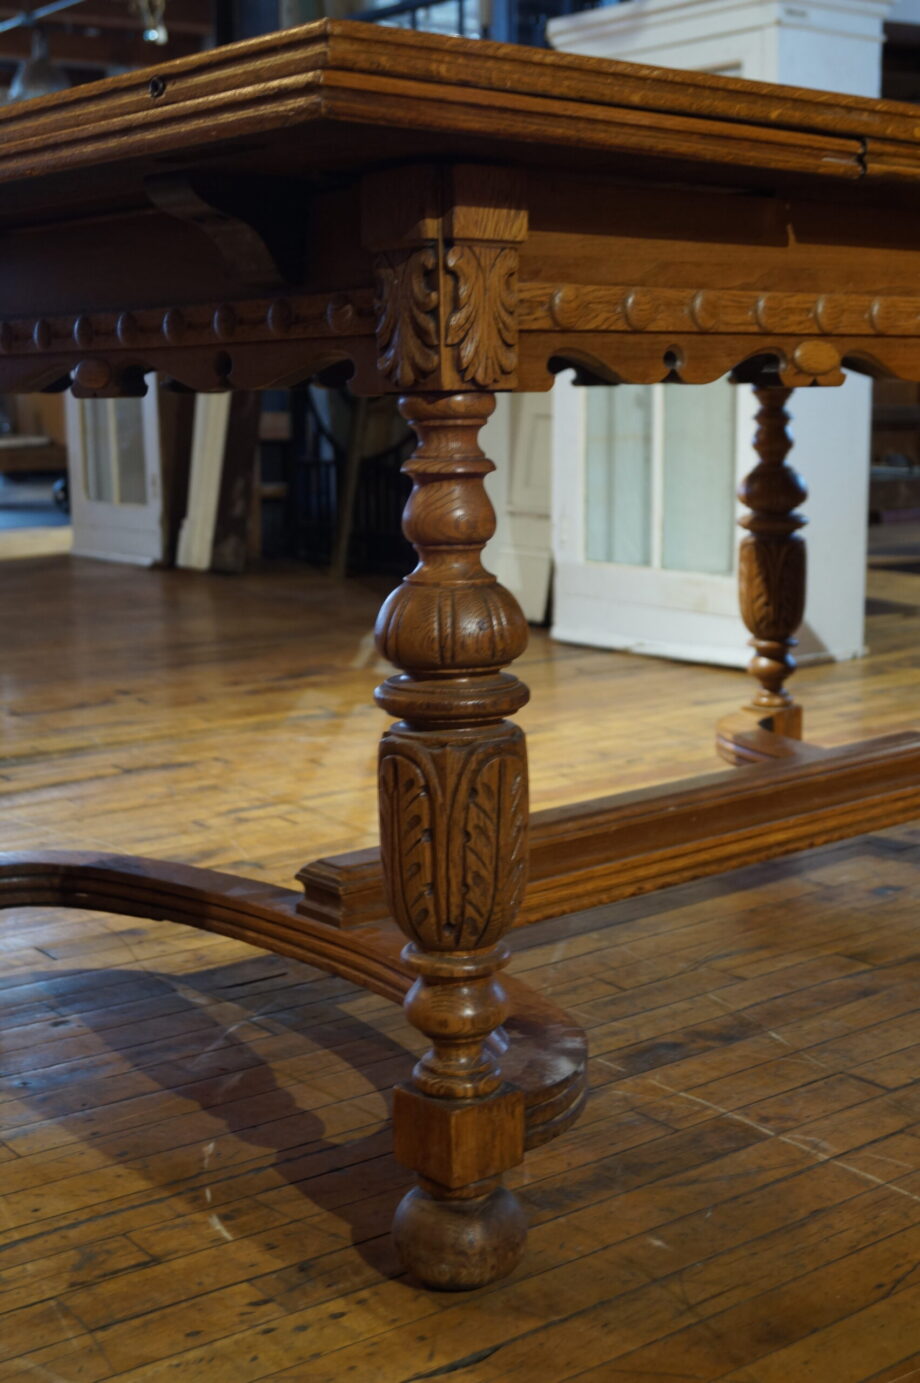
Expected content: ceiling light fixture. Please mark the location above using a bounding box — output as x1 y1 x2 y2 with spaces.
7 26 68 102
133 0 168 45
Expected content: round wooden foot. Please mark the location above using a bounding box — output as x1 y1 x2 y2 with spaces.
392 1182 527 1291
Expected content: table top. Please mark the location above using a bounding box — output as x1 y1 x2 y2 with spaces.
4 22 920 399
3 18 920 225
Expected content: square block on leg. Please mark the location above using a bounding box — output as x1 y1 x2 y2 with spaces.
392 1084 525 1190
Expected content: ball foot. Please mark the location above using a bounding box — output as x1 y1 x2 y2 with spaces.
392 1182 527 1291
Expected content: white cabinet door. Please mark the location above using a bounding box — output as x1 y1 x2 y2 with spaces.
551 373 871 667
552 373 750 666
483 392 553 624
66 389 165 566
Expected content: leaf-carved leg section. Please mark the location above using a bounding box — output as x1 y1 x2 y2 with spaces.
376 391 531 1289
718 386 808 765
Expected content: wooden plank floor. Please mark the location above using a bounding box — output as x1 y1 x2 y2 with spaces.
3 552 920 1380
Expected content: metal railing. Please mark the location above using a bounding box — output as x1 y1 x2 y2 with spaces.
350 0 595 48
351 0 480 38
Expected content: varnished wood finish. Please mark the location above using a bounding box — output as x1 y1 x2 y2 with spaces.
5 23 920 396
8 22 920 1287
9 806 920 1375
0 441 66 474
717 387 808 764
7 552 916 861
374 393 532 1287
0 851 586 1156
1 553 919 1316
300 731 920 931
361 166 527 395
6 17 920 196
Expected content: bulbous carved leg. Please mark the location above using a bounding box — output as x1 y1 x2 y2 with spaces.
719 386 808 765
376 392 531 1290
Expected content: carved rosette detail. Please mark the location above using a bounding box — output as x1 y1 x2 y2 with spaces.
373 247 440 388
737 387 808 709
379 725 528 953
446 245 518 387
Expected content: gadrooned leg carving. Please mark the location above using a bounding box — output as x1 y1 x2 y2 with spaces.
736 385 808 739
375 391 530 1290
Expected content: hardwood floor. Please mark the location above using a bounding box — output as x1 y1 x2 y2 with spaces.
3 552 920 1380
3 552 917 878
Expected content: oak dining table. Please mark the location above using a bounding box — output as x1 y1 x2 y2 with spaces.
3 18 920 1290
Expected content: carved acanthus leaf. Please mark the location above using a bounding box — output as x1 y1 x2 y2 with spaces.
456 746 527 949
446 245 518 387
739 537 806 641
379 747 439 943
379 727 528 953
373 248 439 388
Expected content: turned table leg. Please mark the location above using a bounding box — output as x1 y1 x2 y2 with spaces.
718 386 808 763
375 391 530 1290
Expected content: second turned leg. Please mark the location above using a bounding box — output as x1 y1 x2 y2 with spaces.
375 391 530 1291
719 385 808 764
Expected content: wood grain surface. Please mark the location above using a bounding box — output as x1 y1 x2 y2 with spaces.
5 553 920 1372
2 19 920 192
1 553 917 880
5 23 920 398
6 12 920 1318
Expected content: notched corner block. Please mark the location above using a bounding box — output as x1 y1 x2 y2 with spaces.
392 1083 525 1189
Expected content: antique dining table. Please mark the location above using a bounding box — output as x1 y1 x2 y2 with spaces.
3 18 920 1291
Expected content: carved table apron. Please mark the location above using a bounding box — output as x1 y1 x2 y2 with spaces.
3 20 920 1287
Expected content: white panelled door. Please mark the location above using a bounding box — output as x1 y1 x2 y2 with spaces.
66 389 165 565
483 392 553 624
552 373 754 665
